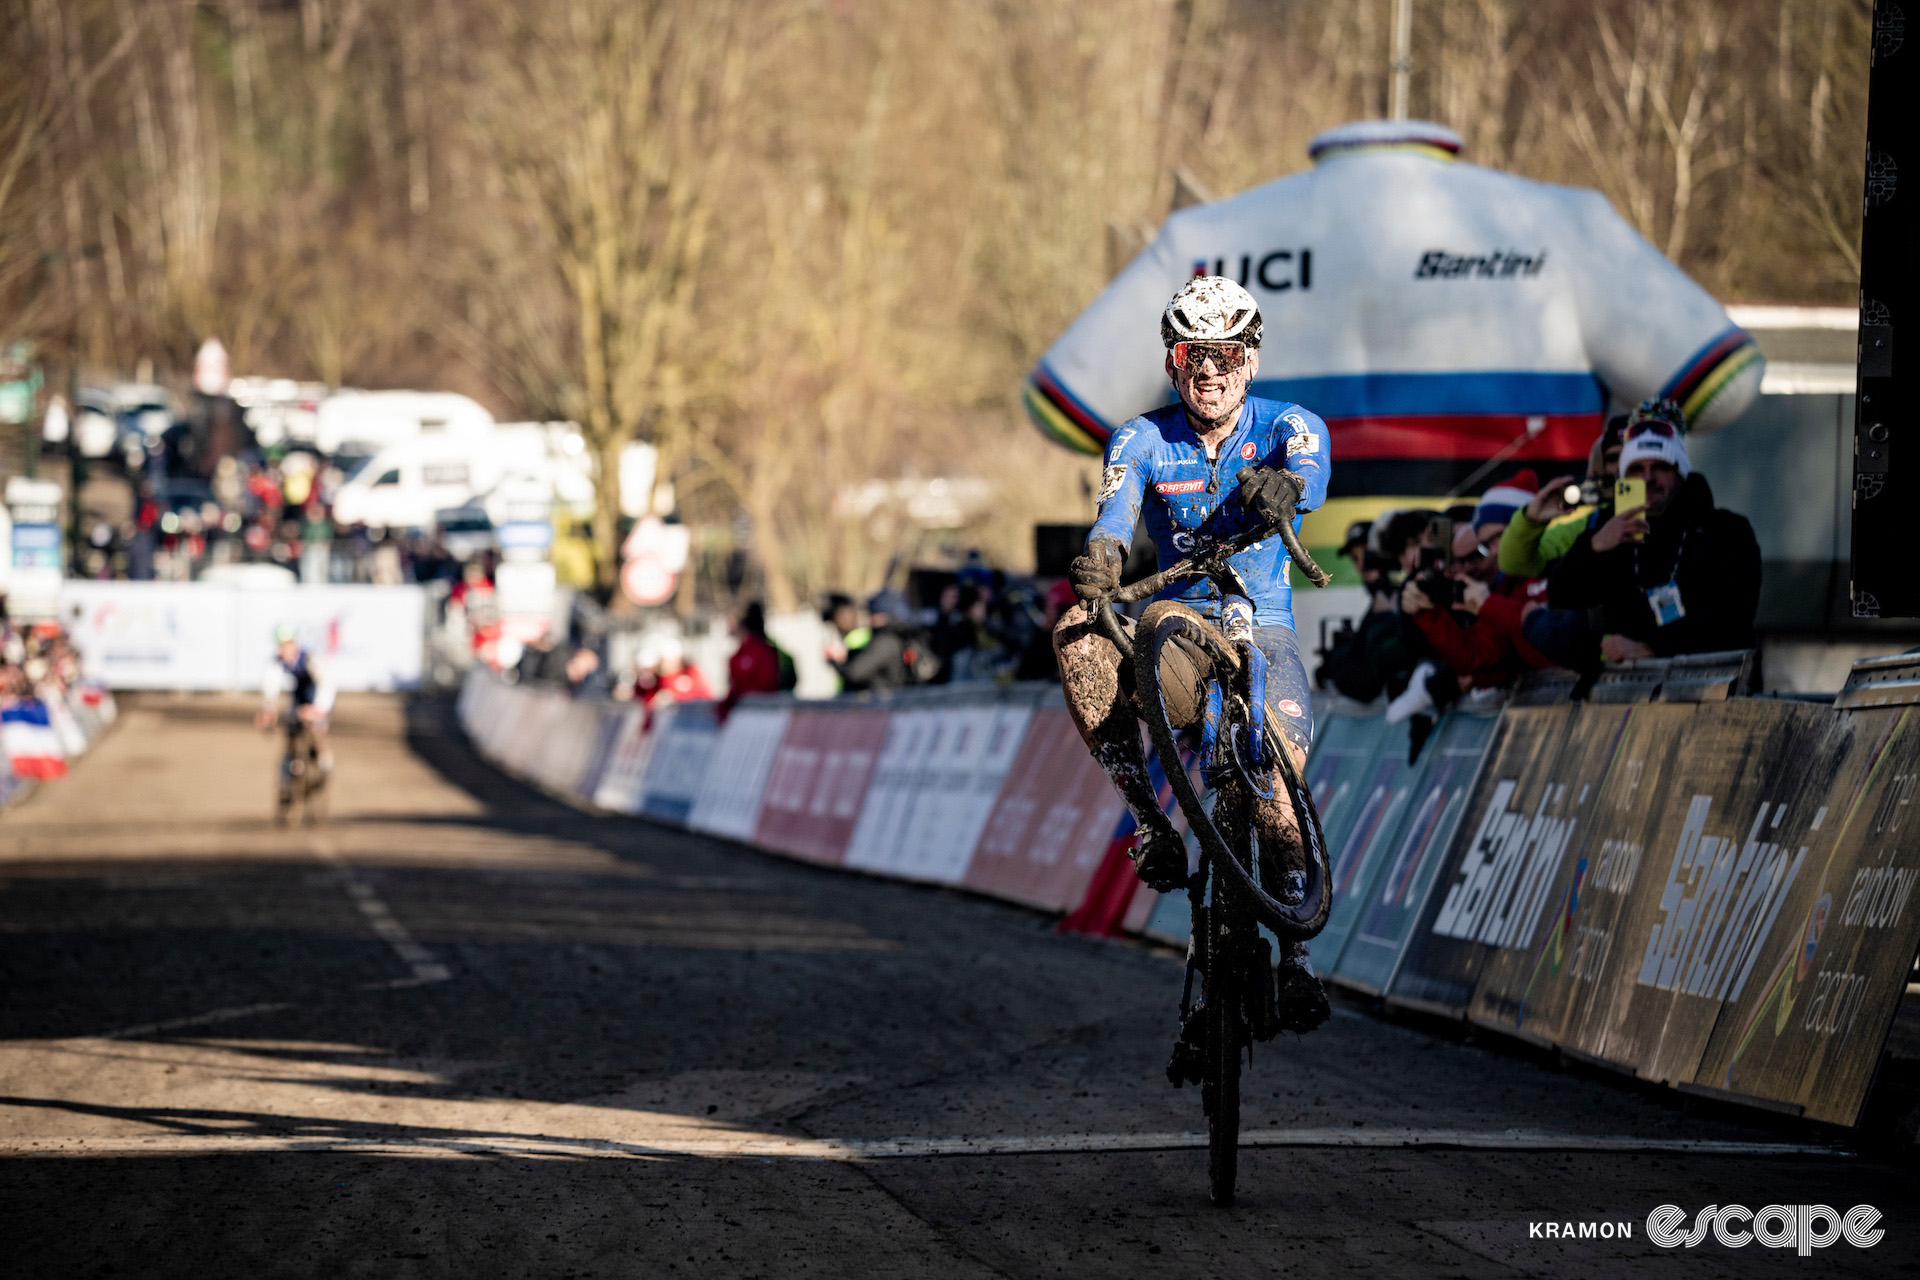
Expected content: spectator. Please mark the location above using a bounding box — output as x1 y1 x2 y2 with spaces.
652 635 714 703
1499 415 1628 577
1015 578 1076 681
1394 475 1555 719
833 590 930 691
719 601 791 720
1541 405 1761 665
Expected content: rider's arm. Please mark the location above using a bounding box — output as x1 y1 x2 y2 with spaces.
308 658 337 716
261 663 284 715
1087 421 1150 549
1277 407 1331 514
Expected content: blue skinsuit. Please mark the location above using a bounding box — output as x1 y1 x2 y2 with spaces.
1088 395 1331 751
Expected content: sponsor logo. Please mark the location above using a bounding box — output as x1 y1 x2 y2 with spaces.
1433 779 1577 948
1635 797 1806 1002
1171 530 1197 553
1277 699 1304 719
1155 479 1206 495
1647 1204 1882 1252
1108 426 1136 454
1205 249 1313 292
1414 248 1548 280
1240 441 1257 460
1528 1221 1634 1240
1097 465 1128 505
1285 432 1320 457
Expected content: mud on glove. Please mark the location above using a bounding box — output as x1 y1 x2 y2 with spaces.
1069 538 1126 602
1235 466 1307 527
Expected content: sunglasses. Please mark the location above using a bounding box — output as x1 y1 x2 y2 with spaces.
1171 341 1250 373
1626 418 1681 439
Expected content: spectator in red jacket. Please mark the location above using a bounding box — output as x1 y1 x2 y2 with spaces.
1393 472 1556 721
720 602 783 721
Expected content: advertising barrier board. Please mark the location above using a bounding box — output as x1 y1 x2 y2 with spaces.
965 708 1127 911
688 706 792 840
1330 708 1499 993
638 702 718 822
754 708 890 865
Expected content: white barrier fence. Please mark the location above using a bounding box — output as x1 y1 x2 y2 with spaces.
59 581 427 691
457 672 1169 938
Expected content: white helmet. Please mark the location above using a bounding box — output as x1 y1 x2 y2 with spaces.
1161 276 1263 349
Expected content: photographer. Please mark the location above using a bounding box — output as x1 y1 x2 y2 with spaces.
1542 406 1760 663
1319 510 1438 703
1390 480 1554 720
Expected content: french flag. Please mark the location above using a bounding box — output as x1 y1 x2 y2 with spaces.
3 700 68 780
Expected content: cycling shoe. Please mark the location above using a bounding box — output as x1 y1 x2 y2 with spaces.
1274 954 1331 1034
1131 824 1190 893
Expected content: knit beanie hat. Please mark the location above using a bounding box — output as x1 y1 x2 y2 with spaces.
1473 470 1538 529
1618 430 1692 479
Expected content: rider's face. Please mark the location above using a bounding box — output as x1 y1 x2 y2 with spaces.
277 640 298 663
1167 346 1258 429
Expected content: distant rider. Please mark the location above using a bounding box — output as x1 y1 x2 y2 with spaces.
256 624 335 775
1051 276 1332 1032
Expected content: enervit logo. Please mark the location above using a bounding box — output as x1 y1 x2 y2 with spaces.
1647 1204 1882 1253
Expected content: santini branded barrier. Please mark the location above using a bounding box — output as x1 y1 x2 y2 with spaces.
460 652 1920 1126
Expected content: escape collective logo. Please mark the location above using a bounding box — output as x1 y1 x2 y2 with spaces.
1645 1204 1883 1253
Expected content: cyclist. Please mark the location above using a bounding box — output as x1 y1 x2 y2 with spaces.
1053 276 1331 1031
256 623 335 779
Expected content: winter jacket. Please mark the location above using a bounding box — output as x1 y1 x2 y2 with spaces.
1545 472 1760 656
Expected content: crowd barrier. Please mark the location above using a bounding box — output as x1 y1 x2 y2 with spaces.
457 675 1167 936
459 649 1920 1127
0 682 119 810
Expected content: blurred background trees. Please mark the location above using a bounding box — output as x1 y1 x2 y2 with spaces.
0 0 1870 604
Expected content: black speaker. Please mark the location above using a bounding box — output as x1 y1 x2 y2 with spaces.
1851 0 1917 617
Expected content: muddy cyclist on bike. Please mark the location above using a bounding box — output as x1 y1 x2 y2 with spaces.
1053 275 1332 1033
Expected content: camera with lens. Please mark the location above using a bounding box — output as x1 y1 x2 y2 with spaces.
1412 515 1461 608
1561 479 1602 508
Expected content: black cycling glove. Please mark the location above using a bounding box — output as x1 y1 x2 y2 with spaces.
1069 538 1126 602
1235 467 1306 527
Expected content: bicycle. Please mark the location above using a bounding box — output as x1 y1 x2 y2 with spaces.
275 714 329 827
1090 514 1333 1207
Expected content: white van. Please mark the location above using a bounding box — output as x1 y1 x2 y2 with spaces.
312 390 494 457
329 424 614 532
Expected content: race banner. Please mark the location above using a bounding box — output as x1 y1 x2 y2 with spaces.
966 708 1128 912
1330 709 1499 994
638 702 719 823
1692 704 1920 1123
590 707 653 814
688 705 792 840
1550 701 1845 1086
1388 704 1621 1015
847 705 1034 884
754 708 892 865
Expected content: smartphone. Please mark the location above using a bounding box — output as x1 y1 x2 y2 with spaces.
1615 477 1647 539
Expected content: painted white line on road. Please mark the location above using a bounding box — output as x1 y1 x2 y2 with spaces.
0 1128 1847 1162
313 836 450 986
98 1002 295 1041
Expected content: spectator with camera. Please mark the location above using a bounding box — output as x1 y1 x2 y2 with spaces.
1318 509 1440 704
1499 415 1628 577
1541 400 1760 664
1390 474 1555 721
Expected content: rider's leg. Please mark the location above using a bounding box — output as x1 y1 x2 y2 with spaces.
1249 623 1315 893
1249 623 1329 1029
1053 603 1186 889
310 722 332 776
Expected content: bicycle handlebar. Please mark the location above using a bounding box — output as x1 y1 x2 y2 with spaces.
1091 512 1331 659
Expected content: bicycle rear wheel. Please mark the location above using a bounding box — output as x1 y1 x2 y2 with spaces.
1204 860 1245 1207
